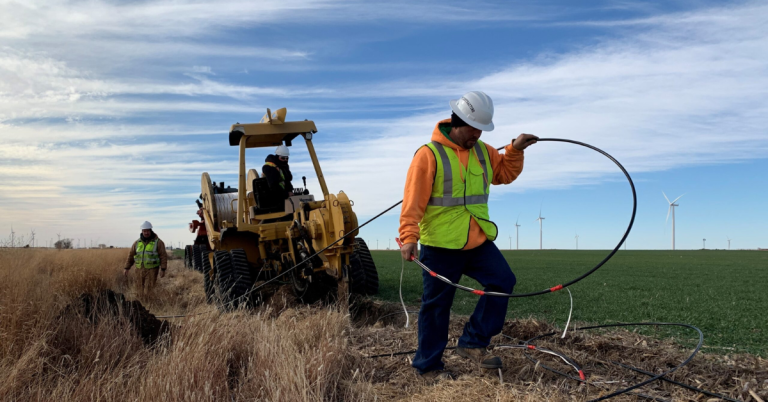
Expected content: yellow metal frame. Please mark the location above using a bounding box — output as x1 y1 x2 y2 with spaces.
202 108 357 290
232 108 330 226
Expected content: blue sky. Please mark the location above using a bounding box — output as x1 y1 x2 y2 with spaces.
1 0 766 249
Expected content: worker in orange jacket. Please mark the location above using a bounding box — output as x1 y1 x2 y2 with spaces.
399 91 538 380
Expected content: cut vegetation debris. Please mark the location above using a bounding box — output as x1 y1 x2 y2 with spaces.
1 248 765 401
374 249 768 357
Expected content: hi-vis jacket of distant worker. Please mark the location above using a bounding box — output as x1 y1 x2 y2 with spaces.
124 233 168 271
399 119 525 249
262 154 294 199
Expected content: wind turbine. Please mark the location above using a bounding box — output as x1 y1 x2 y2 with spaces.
515 218 521 250
663 192 684 250
702 238 706 249
727 236 731 250
575 234 579 250
536 209 545 250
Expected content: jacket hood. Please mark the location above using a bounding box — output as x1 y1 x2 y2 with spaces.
431 119 467 151
265 154 288 167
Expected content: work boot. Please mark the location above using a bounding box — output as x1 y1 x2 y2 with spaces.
419 369 456 382
456 347 503 369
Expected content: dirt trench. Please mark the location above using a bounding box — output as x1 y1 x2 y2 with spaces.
64 289 171 345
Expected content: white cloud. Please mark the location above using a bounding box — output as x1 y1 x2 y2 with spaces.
0 0 550 40
1 1 767 247
191 66 214 75
317 2 768 215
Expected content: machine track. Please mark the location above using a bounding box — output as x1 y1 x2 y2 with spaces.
214 249 254 310
349 237 379 296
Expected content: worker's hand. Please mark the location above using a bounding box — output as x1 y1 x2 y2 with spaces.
513 134 538 151
160 270 166 278
400 242 418 261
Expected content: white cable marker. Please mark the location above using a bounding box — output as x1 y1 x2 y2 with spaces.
399 257 410 328
561 288 573 339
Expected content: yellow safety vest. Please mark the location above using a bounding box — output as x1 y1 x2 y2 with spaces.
419 140 498 249
264 162 286 189
135 239 161 269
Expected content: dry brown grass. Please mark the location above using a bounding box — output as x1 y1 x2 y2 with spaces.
1 248 765 402
0 249 362 401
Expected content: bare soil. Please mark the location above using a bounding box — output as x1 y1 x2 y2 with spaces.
343 298 766 402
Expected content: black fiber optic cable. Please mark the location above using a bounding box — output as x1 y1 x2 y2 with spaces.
168 139 634 314
399 138 637 297
610 361 743 402
367 322 718 401
521 322 705 402
254 137 635 305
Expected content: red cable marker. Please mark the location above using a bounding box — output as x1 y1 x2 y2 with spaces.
550 284 564 292
472 290 485 296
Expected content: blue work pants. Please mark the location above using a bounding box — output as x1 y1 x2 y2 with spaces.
412 240 516 374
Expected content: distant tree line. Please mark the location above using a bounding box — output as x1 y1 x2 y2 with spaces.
55 239 73 249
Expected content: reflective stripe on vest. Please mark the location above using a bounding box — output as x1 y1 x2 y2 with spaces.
135 239 161 269
419 140 498 249
265 162 286 189
427 141 490 206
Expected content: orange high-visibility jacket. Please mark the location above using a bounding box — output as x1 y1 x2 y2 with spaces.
399 119 525 250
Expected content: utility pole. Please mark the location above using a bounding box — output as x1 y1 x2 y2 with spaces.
703 238 706 249
10 226 14 248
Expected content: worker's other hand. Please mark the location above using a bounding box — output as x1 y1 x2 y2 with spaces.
512 134 538 151
400 242 418 261
160 270 166 278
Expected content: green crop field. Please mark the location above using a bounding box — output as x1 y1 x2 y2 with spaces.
371 249 768 357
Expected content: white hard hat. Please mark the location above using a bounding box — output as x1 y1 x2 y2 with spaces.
449 91 495 131
140 221 153 230
275 145 289 157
